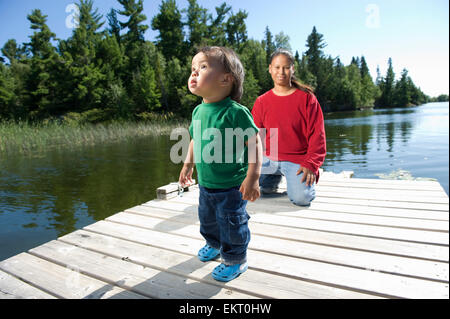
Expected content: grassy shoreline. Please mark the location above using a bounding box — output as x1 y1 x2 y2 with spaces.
0 120 190 155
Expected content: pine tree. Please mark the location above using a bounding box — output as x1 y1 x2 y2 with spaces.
164 56 184 113
153 49 169 112
0 63 15 119
375 65 382 86
296 54 317 90
392 68 426 107
327 57 350 109
1 39 29 119
25 9 58 119
184 0 208 54
394 68 411 107
106 9 121 43
305 26 328 106
294 51 300 65
58 0 106 116
305 26 326 76
318 55 337 108
225 10 248 52
263 26 275 65
97 34 129 118
240 39 268 94
1 41 24 119
359 56 376 107
241 69 260 108
359 56 369 78
151 0 185 60
130 54 161 115
274 31 291 51
97 31 124 79
117 0 148 44
377 57 395 107
2 40 28 65
117 0 151 109
408 77 426 105
346 63 362 108
207 3 231 47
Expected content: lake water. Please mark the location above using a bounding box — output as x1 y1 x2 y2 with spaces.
0 102 448 261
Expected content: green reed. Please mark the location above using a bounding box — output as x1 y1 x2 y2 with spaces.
0 119 190 156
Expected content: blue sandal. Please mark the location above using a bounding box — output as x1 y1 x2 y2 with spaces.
198 244 220 262
212 262 248 282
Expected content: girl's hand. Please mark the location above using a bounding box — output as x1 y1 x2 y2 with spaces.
179 164 194 187
297 166 316 186
240 176 260 202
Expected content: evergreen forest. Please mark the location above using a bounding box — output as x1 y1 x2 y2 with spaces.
0 0 445 124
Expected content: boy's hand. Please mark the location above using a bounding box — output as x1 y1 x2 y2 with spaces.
179 163 194 187
241 133 262 202
240 175 260 202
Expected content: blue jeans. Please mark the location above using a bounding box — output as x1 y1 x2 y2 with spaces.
259 156 316 206
198 185 250 265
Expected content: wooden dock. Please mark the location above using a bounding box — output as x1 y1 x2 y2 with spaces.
0 173 448 299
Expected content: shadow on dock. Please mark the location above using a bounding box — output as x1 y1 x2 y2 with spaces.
85 255 229 299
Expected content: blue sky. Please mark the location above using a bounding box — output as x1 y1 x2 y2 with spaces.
0 0 448 96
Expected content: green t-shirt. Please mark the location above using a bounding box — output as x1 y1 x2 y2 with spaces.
189 97 259 189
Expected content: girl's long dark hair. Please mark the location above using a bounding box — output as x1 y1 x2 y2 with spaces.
270 49 314 94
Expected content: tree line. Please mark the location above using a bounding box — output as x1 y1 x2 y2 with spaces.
0 0 443 123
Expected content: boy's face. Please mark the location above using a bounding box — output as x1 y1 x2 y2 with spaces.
188 52 229 101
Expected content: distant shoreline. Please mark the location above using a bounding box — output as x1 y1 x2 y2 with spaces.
1 102 447 156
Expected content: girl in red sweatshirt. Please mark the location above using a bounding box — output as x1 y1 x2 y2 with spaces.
251 49 326 206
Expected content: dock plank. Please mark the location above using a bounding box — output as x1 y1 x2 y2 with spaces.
315 185 448 199
143 200 449 245
316 180 445 192
59 229 378 299
316 176 444 187
0 269 56 299
83 219 448 298
0 253 147 299
107 211 449 282
176 187 450 220
126 205 448 262
1 176 448 299
29 240 254 299
278 178 449 210
170 191 449 231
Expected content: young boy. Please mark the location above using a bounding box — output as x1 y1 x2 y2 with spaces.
179 46 262 282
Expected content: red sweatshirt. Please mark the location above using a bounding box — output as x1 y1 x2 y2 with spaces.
252 89 326 182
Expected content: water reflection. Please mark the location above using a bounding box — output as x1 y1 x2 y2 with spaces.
323 103 448 194
325 107 417 121
0 135 184 260
325 106 417 161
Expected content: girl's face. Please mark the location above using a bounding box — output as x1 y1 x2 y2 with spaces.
269 54 294 87
188 52 230 102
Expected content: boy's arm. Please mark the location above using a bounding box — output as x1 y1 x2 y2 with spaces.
179 140 195 186
185 139 195 165
240 133 262 202
246 133 262 180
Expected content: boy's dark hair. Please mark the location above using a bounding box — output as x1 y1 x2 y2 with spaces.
199 46 245 103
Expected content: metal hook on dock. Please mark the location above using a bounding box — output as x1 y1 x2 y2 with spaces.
177 184 184 197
